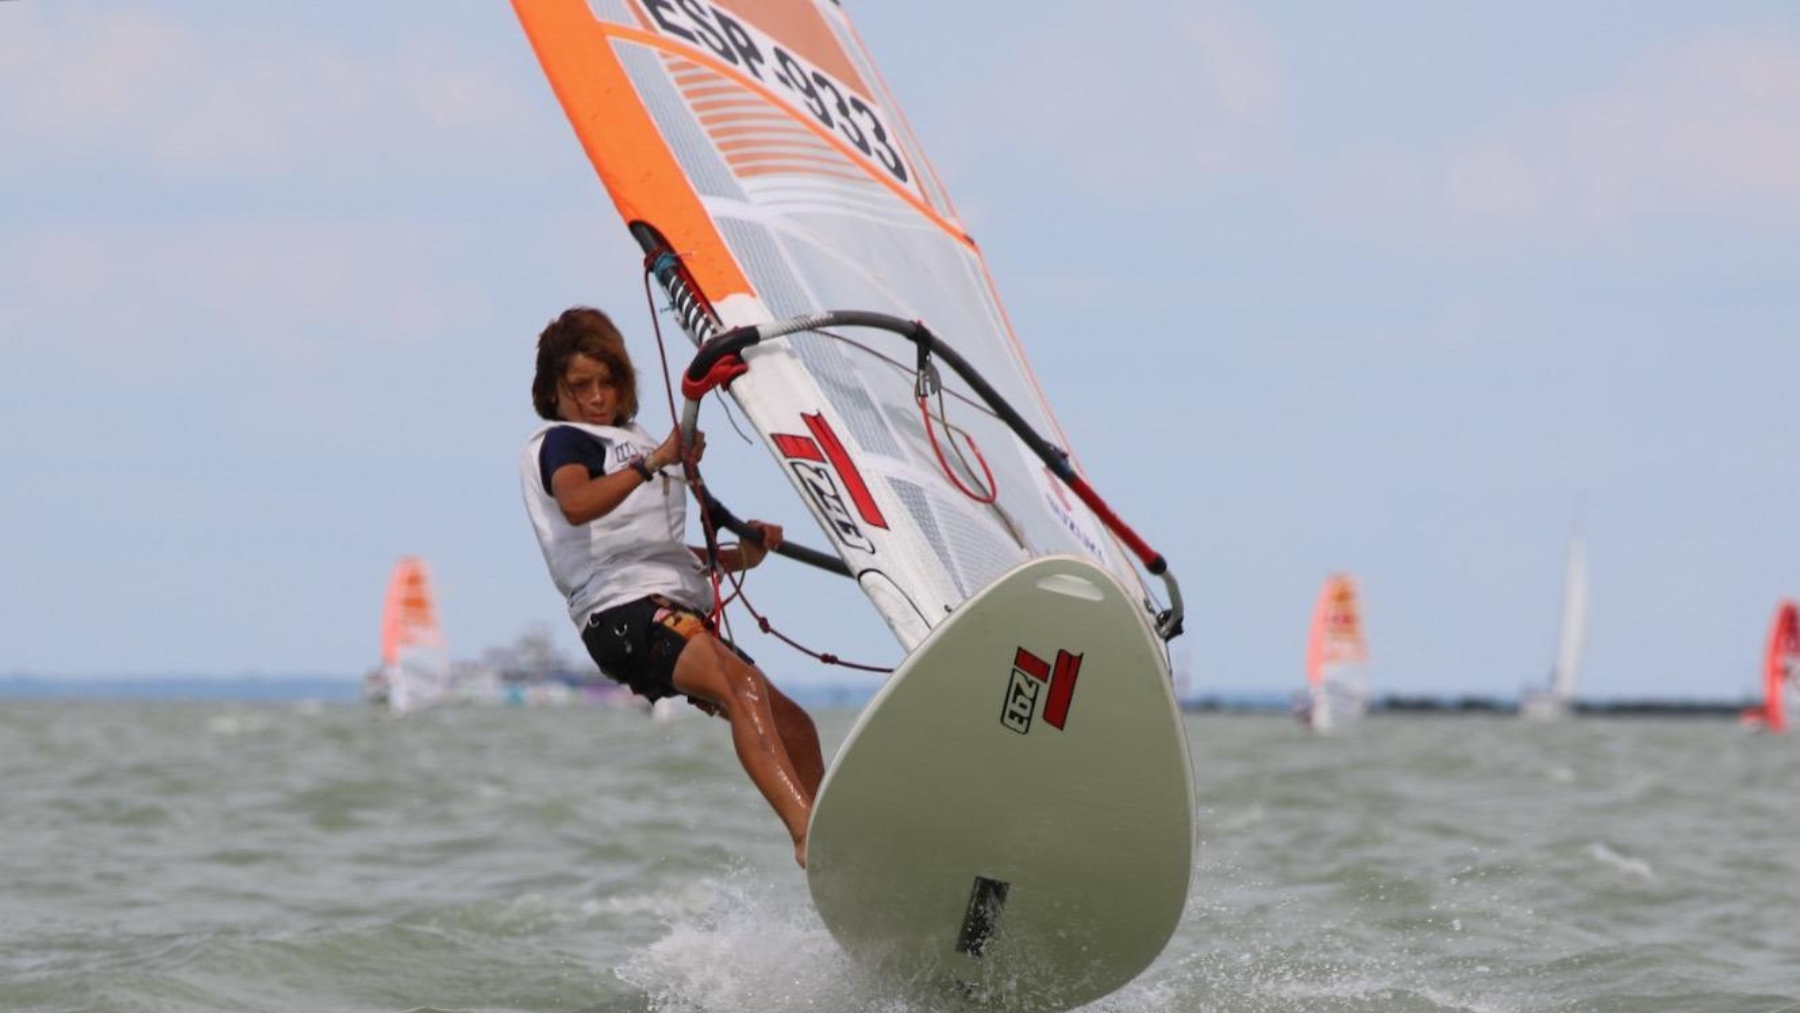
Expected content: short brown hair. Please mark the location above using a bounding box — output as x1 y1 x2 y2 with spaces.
531 307 639 423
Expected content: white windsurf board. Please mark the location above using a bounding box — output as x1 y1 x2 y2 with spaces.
806 555 1195 1011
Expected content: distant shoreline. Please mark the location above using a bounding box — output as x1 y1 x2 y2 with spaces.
1183 693 1753 718
0 676 1756 716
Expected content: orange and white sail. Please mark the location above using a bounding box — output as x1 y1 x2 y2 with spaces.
376 556 450 715
511 0 1164 652
1743 599 1799 732
1300 573 1369 731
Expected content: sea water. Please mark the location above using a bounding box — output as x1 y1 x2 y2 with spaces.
2 700 1796 1012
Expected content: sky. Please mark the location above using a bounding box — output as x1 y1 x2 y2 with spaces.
3 1 1797 701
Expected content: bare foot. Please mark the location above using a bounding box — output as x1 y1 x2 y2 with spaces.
794 837 808 870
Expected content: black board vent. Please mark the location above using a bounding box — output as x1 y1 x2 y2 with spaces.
955 875 1011 957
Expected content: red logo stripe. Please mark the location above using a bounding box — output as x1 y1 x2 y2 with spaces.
773 433 823 461
1013 647 1050 682
1043 650 1082 729
803 412 888 529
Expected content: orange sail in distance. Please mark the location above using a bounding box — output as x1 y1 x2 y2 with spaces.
371 557 450 714
382 557 442 666
1742 599 1799 732
1299 573 1370 731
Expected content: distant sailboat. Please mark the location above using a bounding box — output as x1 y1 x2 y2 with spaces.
1521 534 1586 720
366 557 451 715
363 564 657 712
1740 599 1799 732
1297 573 1370 731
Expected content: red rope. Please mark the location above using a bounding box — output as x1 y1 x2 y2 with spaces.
642 268 683 433
917 394 997 504
715 554 893 673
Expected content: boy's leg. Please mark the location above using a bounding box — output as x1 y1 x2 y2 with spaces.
671 634 814 867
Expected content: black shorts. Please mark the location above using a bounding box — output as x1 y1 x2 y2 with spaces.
581 594 753 704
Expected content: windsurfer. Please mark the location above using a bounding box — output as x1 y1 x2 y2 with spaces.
520 306 824 868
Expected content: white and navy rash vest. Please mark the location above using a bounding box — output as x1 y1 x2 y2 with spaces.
519 421 711 628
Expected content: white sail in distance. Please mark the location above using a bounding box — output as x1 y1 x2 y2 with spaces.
1522 532 1586 720
1550 533 1588 703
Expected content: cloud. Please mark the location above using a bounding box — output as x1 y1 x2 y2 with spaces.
968 0 1284 194
0 5 547 182
1 218 478 377
1454 32 1800 228
1332 28 1800 240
